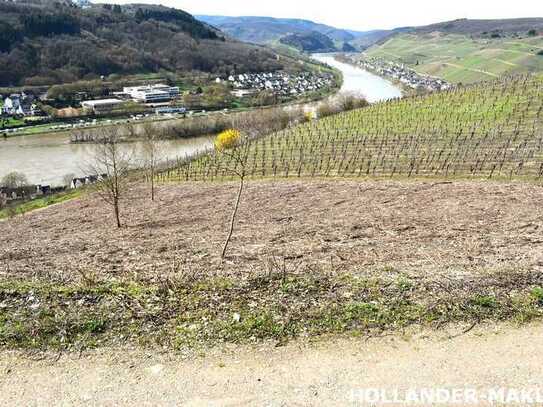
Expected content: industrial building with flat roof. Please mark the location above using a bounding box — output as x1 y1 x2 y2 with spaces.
123 84 180 103
81 98 124 113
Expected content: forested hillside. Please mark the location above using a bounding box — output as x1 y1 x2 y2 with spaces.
279 31 337 52
0 1 292 87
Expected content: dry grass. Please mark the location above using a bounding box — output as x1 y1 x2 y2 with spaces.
2 180 542 283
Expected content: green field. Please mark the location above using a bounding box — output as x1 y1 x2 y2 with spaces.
364 33 543 84
0 117 25 128
0 189 83 220
160 73 543 182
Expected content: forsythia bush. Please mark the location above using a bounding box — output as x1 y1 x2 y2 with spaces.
304 111 316 121
215 129 241 151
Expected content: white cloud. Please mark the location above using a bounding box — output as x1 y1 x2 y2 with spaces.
94 0 542 31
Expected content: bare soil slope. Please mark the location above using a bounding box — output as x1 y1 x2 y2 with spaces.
1 180 543 350
2 180 542 283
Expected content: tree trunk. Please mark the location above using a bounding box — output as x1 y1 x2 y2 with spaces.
222 177 244 259
151 168 155 201
114 197 121 228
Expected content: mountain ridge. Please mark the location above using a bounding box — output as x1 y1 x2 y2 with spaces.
197 14 373 51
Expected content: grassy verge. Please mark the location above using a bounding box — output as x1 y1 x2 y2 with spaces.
1 267 542 351
0 189 83 220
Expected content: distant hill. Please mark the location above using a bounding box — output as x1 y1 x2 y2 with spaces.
197 15 385 52
350 27 413 49
197 15 363 44
414 18 543 36
279 31 337 52
364 18 543 84
196 15 419 53
0 1 297 87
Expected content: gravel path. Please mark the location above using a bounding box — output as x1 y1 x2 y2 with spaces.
1 322 542 406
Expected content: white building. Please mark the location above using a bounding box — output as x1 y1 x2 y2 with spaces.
2 95 21 115
72 0 92 8
81 99 124 113
122 84 180 103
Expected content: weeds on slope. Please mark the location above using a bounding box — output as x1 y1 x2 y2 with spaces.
1 263 542 352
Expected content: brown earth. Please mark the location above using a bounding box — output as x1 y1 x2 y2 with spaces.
1 179 542 284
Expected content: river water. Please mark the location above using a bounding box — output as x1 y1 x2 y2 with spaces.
0 54 401 186
0 133 213 186
312 54 402 102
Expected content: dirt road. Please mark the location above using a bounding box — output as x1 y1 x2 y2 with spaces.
1 323 542 406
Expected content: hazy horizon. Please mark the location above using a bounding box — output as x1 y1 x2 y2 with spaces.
92 0 543 31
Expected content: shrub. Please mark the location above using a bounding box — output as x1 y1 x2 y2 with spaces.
317 101 339 118
215 129 241 151
337 93 369 111
532 288 543 304
1 171 28 188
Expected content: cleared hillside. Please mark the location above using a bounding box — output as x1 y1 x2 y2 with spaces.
2 181 543 349
165 74 543 182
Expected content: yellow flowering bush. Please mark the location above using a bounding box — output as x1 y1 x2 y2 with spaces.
215 129 241 151
304 111 315 122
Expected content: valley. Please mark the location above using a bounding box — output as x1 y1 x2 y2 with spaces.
2 180 542 350
1 2 543 405
0 56 400 186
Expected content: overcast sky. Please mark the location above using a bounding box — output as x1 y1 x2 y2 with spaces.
95 0 543 31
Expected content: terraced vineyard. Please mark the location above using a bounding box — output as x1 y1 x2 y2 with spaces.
160 73 543 182
364 33 543 84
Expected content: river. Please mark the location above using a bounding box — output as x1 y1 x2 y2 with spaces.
0 55 401 186
312 54 402 102
0 133 213 186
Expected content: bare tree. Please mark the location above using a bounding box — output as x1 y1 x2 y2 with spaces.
86 129 133 228
213 130 250 259
1 172 28 188
141 124 164 201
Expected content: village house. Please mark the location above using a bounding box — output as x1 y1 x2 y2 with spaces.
0 184 62 203
227 71 334 97
71 174 108 189
0 186 36 202
1 92 38 116
356 57 452 92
